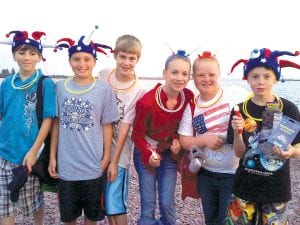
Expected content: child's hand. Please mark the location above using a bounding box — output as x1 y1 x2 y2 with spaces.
107 163 118 182
231 115 244 135
272 144 294 160
170 139 181 155
101 158 110 172
22 150 37 173
205 135 224 150
149 154 161 167
48 158 59 179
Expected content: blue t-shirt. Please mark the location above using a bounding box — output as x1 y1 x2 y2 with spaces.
0 69 57 164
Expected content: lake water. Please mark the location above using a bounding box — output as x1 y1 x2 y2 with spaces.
140 78 300 109
0 77 299 109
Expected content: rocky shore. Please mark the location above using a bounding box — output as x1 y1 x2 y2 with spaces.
16 158 300 225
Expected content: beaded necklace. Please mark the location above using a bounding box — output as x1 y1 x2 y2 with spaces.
194 86 223 108
11 70 39 90
108 69 137 92
64 76 96 94
155 85 185 113
242 93 283 122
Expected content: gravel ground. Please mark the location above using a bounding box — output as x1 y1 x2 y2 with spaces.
16 158 300 225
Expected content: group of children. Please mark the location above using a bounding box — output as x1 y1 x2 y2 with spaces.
0 28 299 225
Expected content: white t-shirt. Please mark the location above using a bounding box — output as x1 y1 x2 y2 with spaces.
99 68 147 169
178 85 248 174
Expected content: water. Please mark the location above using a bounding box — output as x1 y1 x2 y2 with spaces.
1 77 299 108
140 78 300 109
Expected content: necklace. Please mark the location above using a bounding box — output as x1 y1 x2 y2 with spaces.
155 85 185 113
242 93 283 122
194 86 223 108
64 76 96 94
108 69 137 92
11 70 39 90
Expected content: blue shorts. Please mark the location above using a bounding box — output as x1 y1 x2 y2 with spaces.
105 166 129 216
58 177 105 222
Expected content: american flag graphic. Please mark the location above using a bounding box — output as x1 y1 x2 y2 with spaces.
192 103 231 135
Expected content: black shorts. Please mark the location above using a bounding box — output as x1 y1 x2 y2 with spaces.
58 177 105 223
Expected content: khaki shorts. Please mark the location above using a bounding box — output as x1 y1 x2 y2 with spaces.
0 158 44 218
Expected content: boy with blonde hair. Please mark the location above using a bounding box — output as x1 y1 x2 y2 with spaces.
99 34 146 225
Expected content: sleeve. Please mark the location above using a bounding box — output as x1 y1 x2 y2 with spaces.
102 86 120 124
42 78 57 118
178 104 193 136
131 100 153 165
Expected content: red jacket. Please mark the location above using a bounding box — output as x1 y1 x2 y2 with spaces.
132 83 194 166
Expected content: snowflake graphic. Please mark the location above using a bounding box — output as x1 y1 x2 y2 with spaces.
60 97 94 132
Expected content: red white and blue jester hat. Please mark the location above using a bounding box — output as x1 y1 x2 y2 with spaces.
230 48 300 81
0 30 49 54
54 25 112 59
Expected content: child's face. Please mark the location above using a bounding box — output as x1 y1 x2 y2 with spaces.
114 51 139 76
163 58 190 93
69 52 96 79
192 59 220 98
13 48 41 75
247 67 277 97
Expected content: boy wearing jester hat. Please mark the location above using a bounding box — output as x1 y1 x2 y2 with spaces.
224 48 300 225
0 31 56 225
48 28 119 224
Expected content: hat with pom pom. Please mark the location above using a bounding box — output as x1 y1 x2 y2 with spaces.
0 30 47 54
54 25 112 59
165 49 191 69
230 48 300 80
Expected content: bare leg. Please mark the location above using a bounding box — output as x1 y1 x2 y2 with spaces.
113 214 127 225
108 216 116 225
33 208 44 225
84 216 98 225
0 215 16 225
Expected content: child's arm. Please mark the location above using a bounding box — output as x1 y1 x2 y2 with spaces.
180 135 224 151
23 117 53 173
102 123 113 172
48 117 59 178
273 143 300 159
231 115 246 158
107 122 131 182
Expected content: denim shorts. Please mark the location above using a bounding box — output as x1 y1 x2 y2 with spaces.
0 158 44 218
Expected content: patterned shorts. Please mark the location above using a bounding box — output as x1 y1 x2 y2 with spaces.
0 158 44 218
224 194 289 225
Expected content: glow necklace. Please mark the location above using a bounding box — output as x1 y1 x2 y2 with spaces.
108 69 137 92
194 86 223 108
11 70 39 90
64 76 96 94
155 85 185 113
242 93 283 122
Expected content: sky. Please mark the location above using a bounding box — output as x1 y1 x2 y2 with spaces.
1 0 300 79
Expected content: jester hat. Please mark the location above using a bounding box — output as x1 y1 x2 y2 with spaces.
0 30 47 54
230 48 300 80
54 26 112 59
